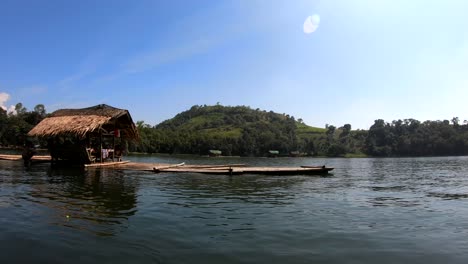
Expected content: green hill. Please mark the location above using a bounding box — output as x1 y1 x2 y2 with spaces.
133 104 326 156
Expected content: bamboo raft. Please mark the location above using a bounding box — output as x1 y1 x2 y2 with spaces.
0 154 334 175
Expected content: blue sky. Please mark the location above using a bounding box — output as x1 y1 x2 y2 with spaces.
1 0 467 129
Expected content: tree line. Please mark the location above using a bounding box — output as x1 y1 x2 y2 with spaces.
0 103 46 147
2 103 468 157
126 105 468 157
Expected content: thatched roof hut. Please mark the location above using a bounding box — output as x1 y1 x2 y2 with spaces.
28 104 139 140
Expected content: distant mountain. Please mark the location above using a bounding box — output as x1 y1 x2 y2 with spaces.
134 104 326 156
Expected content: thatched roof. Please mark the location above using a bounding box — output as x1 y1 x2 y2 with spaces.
28 104 139 140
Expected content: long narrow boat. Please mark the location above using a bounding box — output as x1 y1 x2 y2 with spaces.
155 164 333 175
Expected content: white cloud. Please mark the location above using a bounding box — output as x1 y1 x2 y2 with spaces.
0 92 10 111
58 70 93 90
303 14 320 34
123 38 221 74
0 92 16 114
7 105 16 115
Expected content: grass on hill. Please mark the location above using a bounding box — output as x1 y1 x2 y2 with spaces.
296 122 326 134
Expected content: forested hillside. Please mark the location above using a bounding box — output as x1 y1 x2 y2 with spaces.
2 103 468 157
128 104 365 156
129 104 331 156
128 105 468 157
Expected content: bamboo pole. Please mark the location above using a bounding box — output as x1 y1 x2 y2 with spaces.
112 122 115 162
100 130 103 163
153 162 185 173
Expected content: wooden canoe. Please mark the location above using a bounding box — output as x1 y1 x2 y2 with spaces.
157 165 333 175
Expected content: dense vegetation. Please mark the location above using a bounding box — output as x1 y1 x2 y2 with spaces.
126 104 468 157
128 104 325 156
365 118 468 156
0 103 47 147
2 103 468 157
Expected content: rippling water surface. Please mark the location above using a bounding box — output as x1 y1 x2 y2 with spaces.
1 156 468 263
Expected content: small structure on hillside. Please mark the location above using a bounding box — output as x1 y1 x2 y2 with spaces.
289 150 307 157
208 150 222 157
268 150 279 158
27 104 139 165
290 151 302 157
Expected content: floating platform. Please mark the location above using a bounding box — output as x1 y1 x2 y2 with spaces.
112 162 333 175
0 154 333 175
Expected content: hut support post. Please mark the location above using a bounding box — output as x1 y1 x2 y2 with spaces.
112 136 115 162
112 121 117 162
112 125 115 162
100 131 103 163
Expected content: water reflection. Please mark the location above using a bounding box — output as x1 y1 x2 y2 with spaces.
427 192 468 200
131 172 321 237
370 186 408 192
361 157 468 207
368 196 421 207
146 173 311 206
27 166 138 236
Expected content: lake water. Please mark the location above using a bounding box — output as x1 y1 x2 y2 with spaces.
1 155 468 263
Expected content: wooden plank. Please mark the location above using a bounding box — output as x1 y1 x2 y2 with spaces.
0 154 51 161
162 167 242 175
183 164 246 169
31 155 52 161
0 154 21 161
85 160 130 168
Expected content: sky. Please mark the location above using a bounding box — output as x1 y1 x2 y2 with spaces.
1 0 467 129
